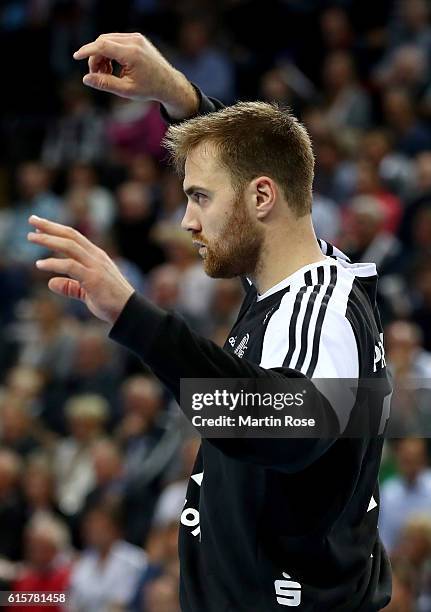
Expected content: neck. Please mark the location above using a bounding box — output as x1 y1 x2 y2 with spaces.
250 215 326 294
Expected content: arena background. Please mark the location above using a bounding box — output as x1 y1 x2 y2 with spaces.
1 0 431 610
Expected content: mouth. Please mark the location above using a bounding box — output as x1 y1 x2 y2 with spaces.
192 240 208 257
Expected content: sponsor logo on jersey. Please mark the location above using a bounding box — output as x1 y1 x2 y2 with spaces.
274 572 301 607
181 471 204 539
228 336 237 347
234 333 250 358
373 333 386 372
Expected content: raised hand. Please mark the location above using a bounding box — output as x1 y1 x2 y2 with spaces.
28 215 134 325
73 32 199 119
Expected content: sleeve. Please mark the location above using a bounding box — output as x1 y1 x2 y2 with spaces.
109 292 340 474
160 83 225 124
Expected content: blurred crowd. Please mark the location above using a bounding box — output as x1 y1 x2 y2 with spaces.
1 0 431 610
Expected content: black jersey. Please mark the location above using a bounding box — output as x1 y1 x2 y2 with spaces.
110 242 392 611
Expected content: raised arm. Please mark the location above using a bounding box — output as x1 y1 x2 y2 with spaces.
73 32 223 121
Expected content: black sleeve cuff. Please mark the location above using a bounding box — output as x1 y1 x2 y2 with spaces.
109 292 167 360
160 83 221 124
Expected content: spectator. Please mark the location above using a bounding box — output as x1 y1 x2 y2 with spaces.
360 129 413 197
22 454 65 523
411 260 431 351
0 162 63 265
64 162 115 238
113 180 165 274
379 438 431 552
172 17 235 103
392 515 431 612
145 574 181 612
382 87 431 157
106 98 167 163
0 399 41 458
0 449 26 561
63 325 123 411
341 195 403 275
321 51 371 130
69 503 147 611
12 513 72 612
385 321 431 436
42 80 106 168
54 394 108 517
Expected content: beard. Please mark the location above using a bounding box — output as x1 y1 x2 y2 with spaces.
195 191 264 279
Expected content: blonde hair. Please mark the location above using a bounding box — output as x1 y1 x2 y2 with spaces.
163 101 314 217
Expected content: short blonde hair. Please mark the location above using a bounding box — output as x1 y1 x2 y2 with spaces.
163 101 314 217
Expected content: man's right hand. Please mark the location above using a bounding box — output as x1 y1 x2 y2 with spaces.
73 32 200 120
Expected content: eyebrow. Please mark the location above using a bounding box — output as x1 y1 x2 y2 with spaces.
183 185 212 197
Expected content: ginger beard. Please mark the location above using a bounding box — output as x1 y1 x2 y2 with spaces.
195 190 265 279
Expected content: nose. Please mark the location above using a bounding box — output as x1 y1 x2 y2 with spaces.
181 203 202 233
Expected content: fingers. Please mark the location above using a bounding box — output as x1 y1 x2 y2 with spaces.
48 277 87 301
73 39 130 64
28 231 91 265
82 72 130 96
29 215 95 252
88 55 112 75
35 257 86 281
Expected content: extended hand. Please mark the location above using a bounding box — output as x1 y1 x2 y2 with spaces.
73 32 199 120
28 216 134 326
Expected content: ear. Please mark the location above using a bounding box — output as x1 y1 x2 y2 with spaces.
249 177 277 220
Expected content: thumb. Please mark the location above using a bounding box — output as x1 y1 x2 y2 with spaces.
48 277 86 301
83 72 129 97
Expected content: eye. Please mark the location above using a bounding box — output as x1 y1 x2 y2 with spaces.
193 192 207 204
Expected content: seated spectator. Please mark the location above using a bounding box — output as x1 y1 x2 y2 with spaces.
113 180 165 274
63 325 123 411
360 129 413 198
22 454 65 523
172 17 235 103
382 87 431 157
207 278 243 337
116 375 178 482
386 0 431 61
310 129 356 203
55 394 108 517
374 44 430 98
354 159 403 234
385 321 431 436
384 560 416 612
69 503 147 611
0 449 26 561
392 514 431 612
0 399 41 458
0 162 63 265
42 79 106 168
152 224 215 327
64 162 115 238
145 574 181 612
321 51 371 130
81 439 126 516
12 513 72 612
341 195 404 276
106 98 166 163
311 193 341 243
411 259 431 351
379 438 431 553
158 171 186 224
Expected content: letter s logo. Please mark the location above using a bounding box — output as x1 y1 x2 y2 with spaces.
274 573 301 607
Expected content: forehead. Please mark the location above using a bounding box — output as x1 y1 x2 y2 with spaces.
183 142 230 189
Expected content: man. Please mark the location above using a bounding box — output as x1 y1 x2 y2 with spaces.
28 33 392 610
